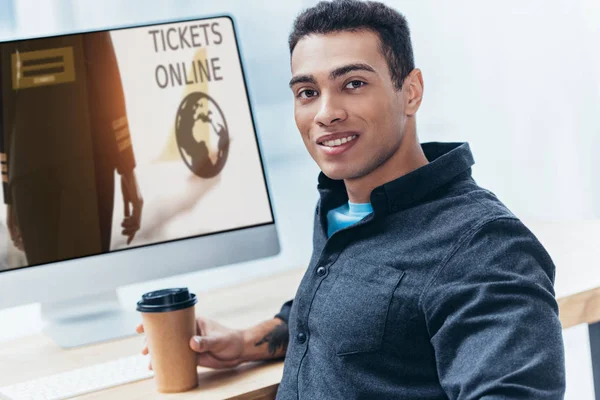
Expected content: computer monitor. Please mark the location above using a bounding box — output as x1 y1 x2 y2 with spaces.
0 14 280 348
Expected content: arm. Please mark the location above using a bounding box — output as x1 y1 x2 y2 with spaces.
240 317 289 362
188 301 292 367
103 34 142 244
242 299 293 361
421 217 565 399
84 32 142 244
137 300 293 369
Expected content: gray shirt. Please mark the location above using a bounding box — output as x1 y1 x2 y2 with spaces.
275 142 565 399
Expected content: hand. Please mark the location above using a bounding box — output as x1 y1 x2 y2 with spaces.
120 169 143 245
136 316 245 370
6 204 24 251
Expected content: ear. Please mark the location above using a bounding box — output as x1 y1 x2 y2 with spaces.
404 68 424 116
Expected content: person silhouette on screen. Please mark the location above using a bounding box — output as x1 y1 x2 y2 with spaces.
0 31 143 267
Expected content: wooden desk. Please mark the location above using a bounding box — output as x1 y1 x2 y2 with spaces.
0 267 305 400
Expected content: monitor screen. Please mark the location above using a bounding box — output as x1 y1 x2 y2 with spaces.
0 15 274 272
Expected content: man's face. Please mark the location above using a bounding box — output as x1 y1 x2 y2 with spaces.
290 30 409 181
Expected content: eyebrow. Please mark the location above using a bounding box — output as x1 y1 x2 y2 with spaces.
288 63 376 88
329 63 376 80
288 74 317 88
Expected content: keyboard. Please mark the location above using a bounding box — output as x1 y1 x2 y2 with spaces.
0 354 154 400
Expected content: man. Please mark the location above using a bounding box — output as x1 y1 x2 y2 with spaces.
137 1 566 398
0 31 143 266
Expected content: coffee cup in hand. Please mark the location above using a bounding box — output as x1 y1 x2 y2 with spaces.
136 288 198 393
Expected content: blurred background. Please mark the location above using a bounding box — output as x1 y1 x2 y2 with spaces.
1 0 599 218
0 0 599 398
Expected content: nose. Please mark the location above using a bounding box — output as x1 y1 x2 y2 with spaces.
313 94 347 127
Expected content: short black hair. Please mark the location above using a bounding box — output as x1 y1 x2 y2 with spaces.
288 0 415 90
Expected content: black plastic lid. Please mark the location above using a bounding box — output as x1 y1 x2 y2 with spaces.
136 288 197 313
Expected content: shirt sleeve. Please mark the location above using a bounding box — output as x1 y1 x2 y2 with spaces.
275 299 293 324
421 217 565 399
83 32 136 174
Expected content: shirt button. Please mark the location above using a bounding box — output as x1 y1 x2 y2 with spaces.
316 266 327 276
297 332 307 344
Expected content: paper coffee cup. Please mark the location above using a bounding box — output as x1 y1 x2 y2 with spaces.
137 288 198 393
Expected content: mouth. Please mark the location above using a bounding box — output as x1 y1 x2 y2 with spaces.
316 132 359 156
317 133 358 147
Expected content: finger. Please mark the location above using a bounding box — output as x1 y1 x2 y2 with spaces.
127 234 135 245
122 229 139 239
121 218 140 228
122 227 139 236
121 219 137 228
136 324 144 334
148 361 153 370
196 353 239 369
121 222 140 231
122 225 139 234
190 335 221 353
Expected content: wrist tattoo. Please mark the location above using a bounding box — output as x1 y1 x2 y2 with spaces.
255 321 289 355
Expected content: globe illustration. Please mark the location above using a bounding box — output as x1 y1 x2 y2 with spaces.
175 91 229 178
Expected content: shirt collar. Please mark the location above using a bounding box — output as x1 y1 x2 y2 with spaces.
317 142 475 216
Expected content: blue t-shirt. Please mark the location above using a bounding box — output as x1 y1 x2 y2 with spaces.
327 201 373 238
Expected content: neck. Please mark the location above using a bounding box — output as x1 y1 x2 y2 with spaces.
344 126 428 204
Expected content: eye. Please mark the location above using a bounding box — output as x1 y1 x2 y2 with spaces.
345 80 366 89
298 89 318 99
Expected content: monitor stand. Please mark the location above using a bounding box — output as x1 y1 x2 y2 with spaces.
41 290 141 348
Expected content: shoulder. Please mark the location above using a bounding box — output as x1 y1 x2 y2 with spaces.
438 176 517 223
403 178 519 248
427 214 555 294
421 178 555 282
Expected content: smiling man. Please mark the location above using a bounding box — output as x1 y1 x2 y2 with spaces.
137 1 566 398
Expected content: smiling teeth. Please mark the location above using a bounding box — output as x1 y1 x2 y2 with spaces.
323 135 357 147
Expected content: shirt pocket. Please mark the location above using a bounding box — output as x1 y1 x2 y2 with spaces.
318 258 405 356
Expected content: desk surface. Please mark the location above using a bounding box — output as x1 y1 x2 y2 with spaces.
0 267 305 399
